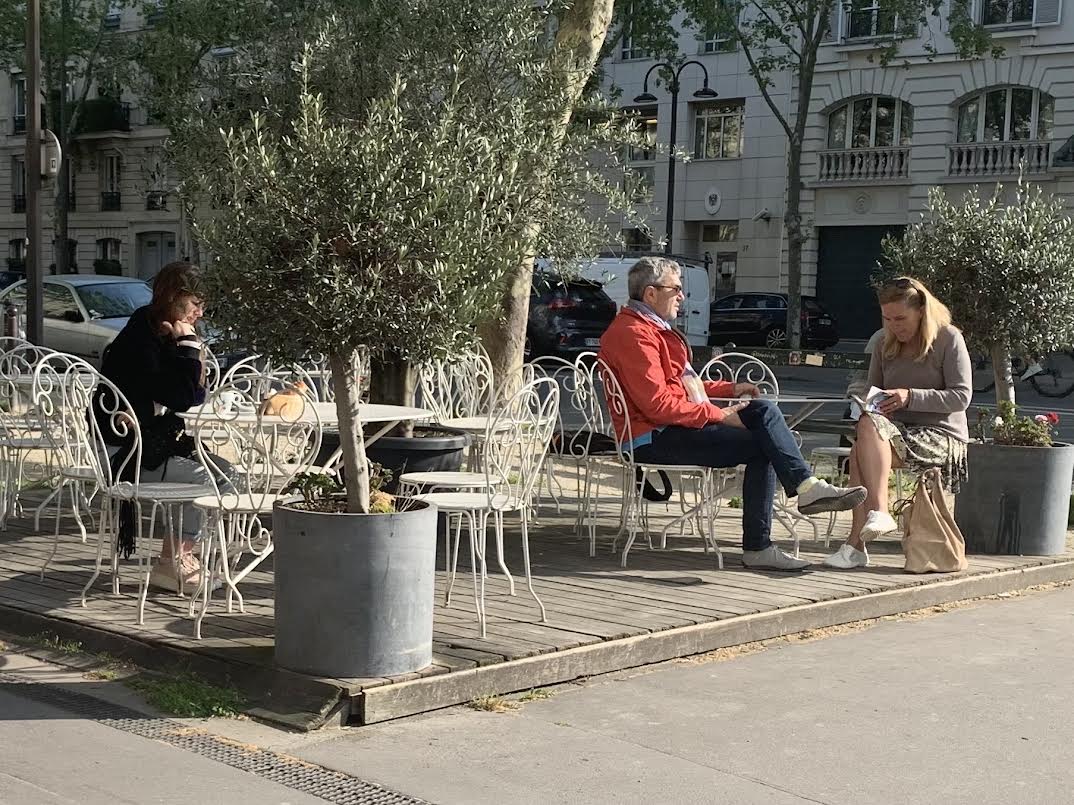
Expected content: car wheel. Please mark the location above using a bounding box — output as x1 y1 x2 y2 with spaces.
764 327 787 348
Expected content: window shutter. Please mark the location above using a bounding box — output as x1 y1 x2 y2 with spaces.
1034 0 1061 25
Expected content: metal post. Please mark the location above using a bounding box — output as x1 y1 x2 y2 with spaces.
24 0 44 344
664 80 679 256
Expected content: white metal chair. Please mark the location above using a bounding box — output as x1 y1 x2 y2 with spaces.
412 378 559 637
699 352 819 555
593 359 726 569
31 355 221 621
221 355 322 402
0 342 67 532
416 347 496 420
189 376 322 639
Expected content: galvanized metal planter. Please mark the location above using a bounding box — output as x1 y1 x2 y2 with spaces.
273 498 438 678
955 441 1074 556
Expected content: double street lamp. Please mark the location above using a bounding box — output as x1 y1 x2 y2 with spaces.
634 60 718 256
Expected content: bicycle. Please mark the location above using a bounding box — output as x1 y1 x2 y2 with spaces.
970 350 1074 398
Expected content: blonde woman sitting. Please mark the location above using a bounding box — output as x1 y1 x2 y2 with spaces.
825 277 972 569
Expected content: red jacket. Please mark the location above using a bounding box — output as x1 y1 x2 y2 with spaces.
598 307 735 443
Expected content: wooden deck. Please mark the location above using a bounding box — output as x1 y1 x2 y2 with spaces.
2 475 1073 729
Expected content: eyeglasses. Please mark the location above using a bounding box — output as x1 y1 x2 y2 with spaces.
648 284 684 294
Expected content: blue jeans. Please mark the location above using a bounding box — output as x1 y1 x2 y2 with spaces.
633 400 813 551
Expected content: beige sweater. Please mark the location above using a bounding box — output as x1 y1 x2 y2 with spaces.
866 324 972 441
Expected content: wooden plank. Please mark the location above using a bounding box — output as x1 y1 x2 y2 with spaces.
359 559 1074 724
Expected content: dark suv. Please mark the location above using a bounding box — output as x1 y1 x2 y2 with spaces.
709 292 839 349
527 274 617 359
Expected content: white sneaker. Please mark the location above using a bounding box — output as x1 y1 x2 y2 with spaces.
742 545 810 572
797 478 867 515
860 509 898 541
823 542 869 569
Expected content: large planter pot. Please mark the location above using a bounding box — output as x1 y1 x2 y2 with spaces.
273 499 438 678
365 425 469 493
954 441 1074 556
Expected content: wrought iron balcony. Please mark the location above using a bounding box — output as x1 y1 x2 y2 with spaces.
13 115 26 134
12 194 26 213
100 191 122 211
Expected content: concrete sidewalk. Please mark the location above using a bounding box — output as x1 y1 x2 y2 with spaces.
287 582 1074 804
3 583 1073 804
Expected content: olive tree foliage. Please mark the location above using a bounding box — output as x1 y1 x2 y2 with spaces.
601 0 995 349
137 0 643 394
880 183 1074 405
173 3 644 513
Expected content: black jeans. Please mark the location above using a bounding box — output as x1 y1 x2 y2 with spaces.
633 400 813 551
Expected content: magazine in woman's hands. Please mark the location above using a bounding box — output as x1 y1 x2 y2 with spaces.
849 386 893 421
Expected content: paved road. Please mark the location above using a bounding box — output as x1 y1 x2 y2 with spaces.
4 584 1074 803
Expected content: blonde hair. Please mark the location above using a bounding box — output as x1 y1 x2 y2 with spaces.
876 276 952 362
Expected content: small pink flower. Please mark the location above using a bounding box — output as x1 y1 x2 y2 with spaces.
1036 415 1049 424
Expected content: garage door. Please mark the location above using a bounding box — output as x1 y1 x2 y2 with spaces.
816 225 905 340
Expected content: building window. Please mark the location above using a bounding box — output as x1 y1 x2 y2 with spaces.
8 238 25 272
827 97 913 149
620 32 646 60
101 153 122 210
103 1 122 29
981 0 1034 26
96 238 121 261
12 157 26 213
625 165 655 202
694 102 744 159
627 108 658 162
621 228 652 253
957 87 1053 143
702 223 739 242
13 77 26 134
846 0 898 38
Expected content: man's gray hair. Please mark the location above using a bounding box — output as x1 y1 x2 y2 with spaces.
627 256 681 300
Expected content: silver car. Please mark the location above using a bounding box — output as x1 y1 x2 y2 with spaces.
0 276 152 366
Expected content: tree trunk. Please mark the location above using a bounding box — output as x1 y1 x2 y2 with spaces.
368 353 415 437
481 0 615 387
479 253 535 396
991 341 1016 407
329 350 370 514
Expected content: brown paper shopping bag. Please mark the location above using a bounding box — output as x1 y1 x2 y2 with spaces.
900 468 968 574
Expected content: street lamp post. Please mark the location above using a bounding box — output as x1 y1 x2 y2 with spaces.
634 60 718 257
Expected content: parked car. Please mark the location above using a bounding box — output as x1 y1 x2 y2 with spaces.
709 292 839 349
526 274 617 359
1 275 249 371
0 276 153 365
574 256 711 348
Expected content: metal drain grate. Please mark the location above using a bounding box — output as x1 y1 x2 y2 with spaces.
0 672 427 805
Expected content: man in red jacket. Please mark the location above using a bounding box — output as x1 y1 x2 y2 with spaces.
599 257 865 571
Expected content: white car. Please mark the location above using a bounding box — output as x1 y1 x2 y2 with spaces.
0 276 152 366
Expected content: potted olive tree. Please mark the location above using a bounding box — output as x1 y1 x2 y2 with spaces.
882 181 1074 555
173 3 640 676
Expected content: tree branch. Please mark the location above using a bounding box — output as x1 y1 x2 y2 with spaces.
737 37 794 140
747 0 803 57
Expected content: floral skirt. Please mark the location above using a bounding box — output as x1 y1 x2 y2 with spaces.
863 413 968 494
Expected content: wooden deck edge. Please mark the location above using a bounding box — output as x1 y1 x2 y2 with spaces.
357 559 1074 726
0 603 346 732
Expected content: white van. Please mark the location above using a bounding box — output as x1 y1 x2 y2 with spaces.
572 256 711 348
